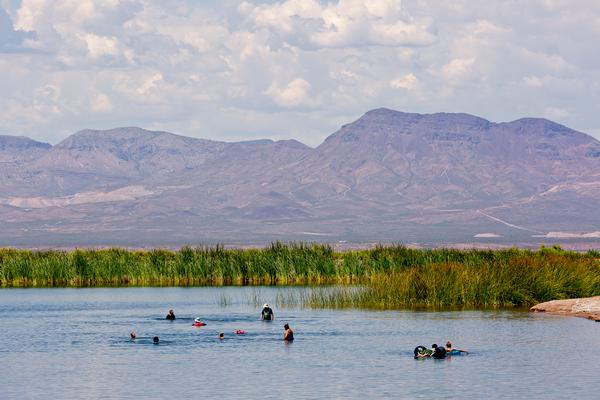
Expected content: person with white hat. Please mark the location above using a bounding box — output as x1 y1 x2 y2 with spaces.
261 303 274 321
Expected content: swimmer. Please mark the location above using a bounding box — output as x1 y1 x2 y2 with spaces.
445 341 469 355
414 345 432 358
153 336 159 344
219 333 225 340
130 331 136 340
431 344 447 359
166 309 176 320
283 323 294 342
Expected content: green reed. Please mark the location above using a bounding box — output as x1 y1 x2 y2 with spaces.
0 242 336 287
309 248 600 308
0 243 598 307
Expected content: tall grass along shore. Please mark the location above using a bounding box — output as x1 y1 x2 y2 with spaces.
1 243 599 308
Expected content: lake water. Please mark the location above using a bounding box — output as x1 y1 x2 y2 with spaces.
1 287 599 399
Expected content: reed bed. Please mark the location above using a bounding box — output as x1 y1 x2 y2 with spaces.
0 243 336 287
1 243 598 307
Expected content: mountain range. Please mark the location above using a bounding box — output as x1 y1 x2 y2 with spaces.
1 108 599 247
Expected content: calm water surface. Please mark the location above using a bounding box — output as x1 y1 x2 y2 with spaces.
1 287 599 399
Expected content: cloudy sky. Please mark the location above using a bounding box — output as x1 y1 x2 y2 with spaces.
1 0 599 146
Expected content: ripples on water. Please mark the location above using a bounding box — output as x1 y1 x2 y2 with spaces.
1 287 599 399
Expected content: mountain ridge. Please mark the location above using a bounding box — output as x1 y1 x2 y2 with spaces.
1 109 599 246
4 109 599 149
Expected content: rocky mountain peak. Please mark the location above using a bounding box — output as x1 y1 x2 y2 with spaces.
0 135 51 150
0 135 51 163
55 127 180 150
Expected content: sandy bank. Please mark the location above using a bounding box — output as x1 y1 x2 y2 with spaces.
531 296 600 322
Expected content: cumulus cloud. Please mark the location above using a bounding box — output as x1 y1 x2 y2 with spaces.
13 0 141 64
0 0 599 145
136 73 163 95
0 6 35 52
441 58 475 82
82 34 121 58
265 78 314 107
242 0 437 48
390 73 417 90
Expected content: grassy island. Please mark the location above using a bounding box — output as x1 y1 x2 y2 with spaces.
1 243 599 308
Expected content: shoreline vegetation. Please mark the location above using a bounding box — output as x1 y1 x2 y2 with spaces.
1 243 599 309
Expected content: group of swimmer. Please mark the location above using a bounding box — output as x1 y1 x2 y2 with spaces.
414 341 468 359
259 304 293 341
129 304 293 343
129 331 160 343
133 305 464 355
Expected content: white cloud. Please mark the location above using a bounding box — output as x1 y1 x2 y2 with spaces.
390 73 417 90
137 73 163 95
1 0 600 146
13 0 141 63
471 19 507 34
243 0 437 48
265 78 313 107
92 93 113 113
523 75 543 87
0 6 35 52
441 58 475 82
81 34 120 58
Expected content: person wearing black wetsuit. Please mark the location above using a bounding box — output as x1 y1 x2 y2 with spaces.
261 304 274 321
431 344 446 359
166 309 176 320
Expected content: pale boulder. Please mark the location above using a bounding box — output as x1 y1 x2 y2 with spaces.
531 296 600 322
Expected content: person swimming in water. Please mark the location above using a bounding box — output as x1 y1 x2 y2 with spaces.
130 331 136 340
261 304 274 321
431 343 447 359
166 309 176 320
153 336 159 344
445 341 468 355
414 345 433 358
219 333 225 340
283 324 294 341
414 344 445 358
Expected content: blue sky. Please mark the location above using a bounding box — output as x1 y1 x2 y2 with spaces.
1 0 599 146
